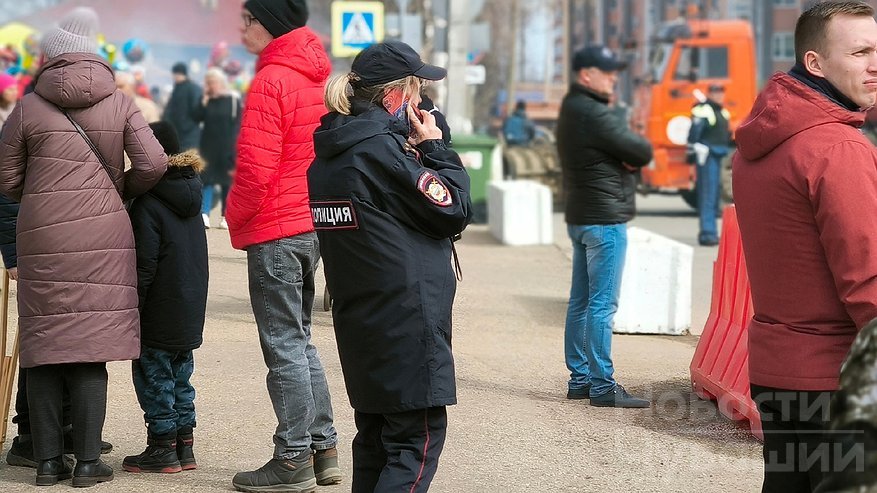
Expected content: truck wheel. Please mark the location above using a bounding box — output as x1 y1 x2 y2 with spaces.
720 150 734 204
681 189 698 209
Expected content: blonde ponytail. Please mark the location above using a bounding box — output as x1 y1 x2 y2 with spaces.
324 75 353 115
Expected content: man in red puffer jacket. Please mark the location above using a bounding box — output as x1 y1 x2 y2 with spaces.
227 1 341 492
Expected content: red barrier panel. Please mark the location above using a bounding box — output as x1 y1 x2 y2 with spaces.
689 206 763 440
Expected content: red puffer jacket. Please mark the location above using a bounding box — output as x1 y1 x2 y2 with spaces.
226 27 331 249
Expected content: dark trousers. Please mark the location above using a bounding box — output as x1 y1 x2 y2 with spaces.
27 363 107 461
752 384 841 493
13 368 73 435
131 346 196 437
352 407 447 493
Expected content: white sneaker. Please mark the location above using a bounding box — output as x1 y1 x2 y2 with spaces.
202 213 210 229
219 217 229 230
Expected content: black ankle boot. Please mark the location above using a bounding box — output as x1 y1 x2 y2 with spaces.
122 433 182 474
176 427 197 471
36 455 73 486
72 458 113 488
62 428 113 455
7 434 37 468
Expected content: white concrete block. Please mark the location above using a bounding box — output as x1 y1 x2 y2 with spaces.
614 227 693 335
487 180 553 246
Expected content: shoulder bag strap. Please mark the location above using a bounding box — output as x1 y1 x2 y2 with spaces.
59 108 120 195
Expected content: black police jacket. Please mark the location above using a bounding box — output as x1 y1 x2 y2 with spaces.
308 101 472 414
128 155 208 352
556 84 653 225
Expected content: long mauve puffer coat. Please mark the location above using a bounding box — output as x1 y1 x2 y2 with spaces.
0 53 167 368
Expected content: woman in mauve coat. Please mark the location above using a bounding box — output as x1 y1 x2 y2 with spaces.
0 7 167 487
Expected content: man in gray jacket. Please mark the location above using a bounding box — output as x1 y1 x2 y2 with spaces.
556 45 653 408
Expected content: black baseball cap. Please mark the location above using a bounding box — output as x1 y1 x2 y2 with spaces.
350 40 447 88
572 45 628 72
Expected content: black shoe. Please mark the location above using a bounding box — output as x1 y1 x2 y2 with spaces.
36 456 73 486
123 433 182 474
63 430 112 455
72 459 114 488
698 236 720 247
313 448 342 486
176 428 197 471
590 385 651 408
7 435 37 468
566 385 592 400
232 456 316 493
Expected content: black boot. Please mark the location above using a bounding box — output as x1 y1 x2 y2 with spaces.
176 427 197 471
35 455 73 486
7 434 37 468
122 433 182 474
72 459 113 488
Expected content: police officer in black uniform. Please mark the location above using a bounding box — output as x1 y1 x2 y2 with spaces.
308 41 472 493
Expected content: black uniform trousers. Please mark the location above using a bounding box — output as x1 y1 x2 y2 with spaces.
14 368 73 435
752 384 842 493
27 363 107 461
352 406 447 493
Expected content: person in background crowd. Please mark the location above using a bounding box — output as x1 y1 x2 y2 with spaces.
311 40 472 493
0 6 167 487
130 65 152 100
116 71 161 123
556 44 653 408
163 62 202 151
226 1 341 491
733 2 877 491
687 83 732 246
193 67 241 230
0 72 19 124
503 100 536 146
123 122 208 475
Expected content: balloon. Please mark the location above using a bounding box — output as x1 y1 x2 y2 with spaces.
223 59 242 77
122 38 148 64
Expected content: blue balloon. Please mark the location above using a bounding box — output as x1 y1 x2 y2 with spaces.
122 38 148 63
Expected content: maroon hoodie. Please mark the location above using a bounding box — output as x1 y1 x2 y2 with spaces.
733 72 877 391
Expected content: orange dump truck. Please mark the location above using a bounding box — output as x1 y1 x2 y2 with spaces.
631 18 757 206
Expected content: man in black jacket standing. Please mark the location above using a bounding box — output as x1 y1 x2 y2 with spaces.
163 63 202 151
556 45 653 408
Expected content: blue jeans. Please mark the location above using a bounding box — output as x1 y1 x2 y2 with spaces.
246 233 338 459
202 184 231 216
132 346 196 436
696 150 723 243
564 223 627 397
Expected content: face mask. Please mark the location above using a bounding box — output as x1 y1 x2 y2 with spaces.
382 89 411 135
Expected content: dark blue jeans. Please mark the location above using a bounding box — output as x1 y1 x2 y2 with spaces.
132 346 196 436
696 150 724 243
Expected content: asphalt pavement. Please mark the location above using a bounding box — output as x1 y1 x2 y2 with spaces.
0 193 762 492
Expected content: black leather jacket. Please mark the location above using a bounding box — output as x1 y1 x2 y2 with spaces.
556 84 653 225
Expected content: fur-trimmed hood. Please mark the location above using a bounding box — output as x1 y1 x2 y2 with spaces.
167 149 205 173
145 152 205 218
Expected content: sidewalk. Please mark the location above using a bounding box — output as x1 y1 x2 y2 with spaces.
0 215 760 492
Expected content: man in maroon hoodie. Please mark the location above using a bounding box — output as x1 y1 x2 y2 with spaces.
733 2 877 491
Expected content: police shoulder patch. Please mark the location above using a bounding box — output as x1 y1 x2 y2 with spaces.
417 171 453 207
310 200 359 230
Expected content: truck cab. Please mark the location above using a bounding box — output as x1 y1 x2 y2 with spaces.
631 18 757 205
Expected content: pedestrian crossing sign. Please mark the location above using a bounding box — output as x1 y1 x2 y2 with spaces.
331 1 385 58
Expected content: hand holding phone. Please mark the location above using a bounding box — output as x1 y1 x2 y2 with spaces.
407 105 442 145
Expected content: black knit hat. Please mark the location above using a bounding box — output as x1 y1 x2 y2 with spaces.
171 62 187 76
149 122 181 156
244 0 308 38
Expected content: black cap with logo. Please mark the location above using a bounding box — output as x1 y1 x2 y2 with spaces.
572 45 628 72
350 40 447 88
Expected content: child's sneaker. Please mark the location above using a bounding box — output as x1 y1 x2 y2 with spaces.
202 213 210 229
314 447 342 486
122 433 182 474
176 427 197 471
219 217 229 230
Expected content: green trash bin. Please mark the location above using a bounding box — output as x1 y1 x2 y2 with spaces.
452 134 498 223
